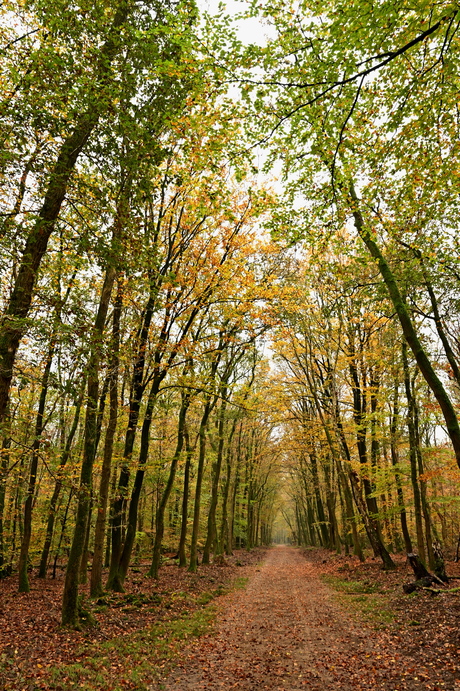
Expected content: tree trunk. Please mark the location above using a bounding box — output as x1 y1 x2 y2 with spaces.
38 385 84 578
413 389 435 570
219 421 237 557
402 342 426 565
79 496 93 584
335 415 395 568
0 409 11 576
348 346 380 531
52 489 73 579
178 424 194 567
0 4 130 429
62 264 116 627
90 282 121 597
149 391 190 578
18 343 54 592
350 182 460 470
407 552 431 580
203 395 227 564
189 396 214 573
309 451 329 547
106 281 166 590
338 461 364 561
389 378 413 553
116 371 165 587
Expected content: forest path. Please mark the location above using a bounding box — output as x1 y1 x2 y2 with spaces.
160 545 418 690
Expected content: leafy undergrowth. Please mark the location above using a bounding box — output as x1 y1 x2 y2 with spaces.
0 549 264 691
308 547 460 685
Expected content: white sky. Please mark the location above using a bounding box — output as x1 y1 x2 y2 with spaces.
198 0 272 45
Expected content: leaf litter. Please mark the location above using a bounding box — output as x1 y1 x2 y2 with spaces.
2 546 460 690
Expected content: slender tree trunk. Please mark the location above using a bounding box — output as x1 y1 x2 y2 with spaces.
350 182 460 470
0 408 11 576
62 265 116 627
421 261 460 388
338 461 364 561
79 496 93 584
308 451 329 547
18 343 54 592
335 415 395 568
115 372 165 587
52 489 73 579
389 376 413 553
229 426 243 553
90 282 121 597
105 464 119 568
178 425 193 567
413 388 435 568
188 396 214 573
106 283 166 590
219 422 237 557
203 395 227 563
348 350 380 528
38 386 84 577
305 349 393 567
402 343 426 564
149 392 190 578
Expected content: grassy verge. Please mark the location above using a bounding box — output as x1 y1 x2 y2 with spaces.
46 579 249 691
321 575 395 628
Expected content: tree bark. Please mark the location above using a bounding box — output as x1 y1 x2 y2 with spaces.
149 391 190 578
0 3 130 429
0 409 11 577
188 395 214 573
61 264 116 627
90 282 122 597
38 384 84 578
389 378 413 553
18 342 54 592
350 182 460 470
203 394 227 564
178 424 194 567
218 420 238 557
402 343 426 564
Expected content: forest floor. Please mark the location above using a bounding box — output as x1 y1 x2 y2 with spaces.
1 546 460 690
158 545 460 691
0 548 266 690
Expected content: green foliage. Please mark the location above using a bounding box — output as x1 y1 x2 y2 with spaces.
322 575 382 595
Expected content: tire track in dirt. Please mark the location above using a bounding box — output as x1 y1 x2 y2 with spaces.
159 546 450 690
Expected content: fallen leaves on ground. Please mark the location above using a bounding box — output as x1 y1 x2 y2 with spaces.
0 549 264 690
159 547 460 691
2 547 460 690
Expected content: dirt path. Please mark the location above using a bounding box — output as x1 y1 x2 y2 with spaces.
160 546 455 691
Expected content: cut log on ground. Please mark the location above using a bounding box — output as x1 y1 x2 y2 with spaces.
403 576 437 594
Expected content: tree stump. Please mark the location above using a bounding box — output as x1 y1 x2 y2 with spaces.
433 541 448 583
407 553 431 579
403 550 450 594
